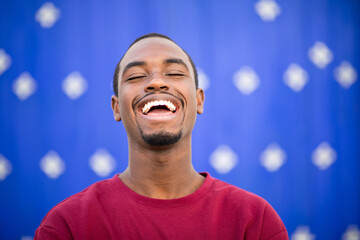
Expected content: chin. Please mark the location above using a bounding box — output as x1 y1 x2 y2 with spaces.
140 130 183 146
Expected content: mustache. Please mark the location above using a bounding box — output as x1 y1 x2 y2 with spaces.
133 91 184 109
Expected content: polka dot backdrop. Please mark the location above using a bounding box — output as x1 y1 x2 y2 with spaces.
0 0 359 239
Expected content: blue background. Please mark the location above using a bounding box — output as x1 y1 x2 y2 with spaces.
0 0 359 239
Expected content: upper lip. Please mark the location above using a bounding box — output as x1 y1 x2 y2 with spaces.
134 92 183 114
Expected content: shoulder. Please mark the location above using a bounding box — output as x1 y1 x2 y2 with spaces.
206 174 288 239
50 175 117 211
35 175 121 239
209 175 268 209
37 175 119 228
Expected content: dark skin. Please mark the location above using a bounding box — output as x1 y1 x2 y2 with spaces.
111 37 205 199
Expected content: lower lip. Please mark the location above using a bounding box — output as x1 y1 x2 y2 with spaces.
140 110 177 121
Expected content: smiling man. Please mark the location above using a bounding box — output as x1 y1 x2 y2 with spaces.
35 33 288 240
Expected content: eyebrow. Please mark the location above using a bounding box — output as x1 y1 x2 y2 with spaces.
122 61 146 77
164 58 189 70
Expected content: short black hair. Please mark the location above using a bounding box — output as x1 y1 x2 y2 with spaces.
113 33 198 96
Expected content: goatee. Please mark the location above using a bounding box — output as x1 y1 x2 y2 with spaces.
140 130 182 146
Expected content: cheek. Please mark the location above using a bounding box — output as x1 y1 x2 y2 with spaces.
118 92 134 121
185 86 198 108
184 88 199 118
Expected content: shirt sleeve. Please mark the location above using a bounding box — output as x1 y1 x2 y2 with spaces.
34 205 73 240
267 230 289 240
34 225 71 240
260 203 289 240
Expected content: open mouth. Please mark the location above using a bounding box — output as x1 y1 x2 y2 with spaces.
141 100 177 115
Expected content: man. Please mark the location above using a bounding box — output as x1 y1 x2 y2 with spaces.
35 33 288 239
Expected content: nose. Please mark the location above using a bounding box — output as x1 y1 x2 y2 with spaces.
145 74 169 92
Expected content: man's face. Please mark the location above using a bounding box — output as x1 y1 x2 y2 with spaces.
111 37 204 147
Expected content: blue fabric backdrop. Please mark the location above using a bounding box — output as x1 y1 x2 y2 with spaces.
0 0 359 239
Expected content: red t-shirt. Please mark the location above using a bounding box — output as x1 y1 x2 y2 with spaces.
35 173 288 239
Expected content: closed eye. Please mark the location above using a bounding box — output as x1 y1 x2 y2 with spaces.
167 73 185 77
127 75 145 81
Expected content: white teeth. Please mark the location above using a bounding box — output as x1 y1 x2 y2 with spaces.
141 100 176 114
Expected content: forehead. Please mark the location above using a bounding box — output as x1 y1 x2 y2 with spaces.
120 37 191 71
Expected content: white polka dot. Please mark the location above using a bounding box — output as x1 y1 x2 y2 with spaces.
342 225 360 240
260 143 286 172
291 226 315 240
233 66 260 95
255 0 281 21
209 145 238 174
283 64 309 92
40 151 65 179
197 67 210 91
0 154 12 181
0 49 11 75
334 61 357 89
12 72 37 101
21 236 33 240
35 2 61 28
308 42 333 69
89 149 116 177
311 142 337 170
62 71 88 99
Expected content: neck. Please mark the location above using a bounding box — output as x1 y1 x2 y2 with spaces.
120 137 204 199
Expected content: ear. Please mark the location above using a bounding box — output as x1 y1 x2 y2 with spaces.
111 95 122 122
196 88 205 114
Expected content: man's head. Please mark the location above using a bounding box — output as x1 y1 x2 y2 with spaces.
111 33 204 147
113 33 199 97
